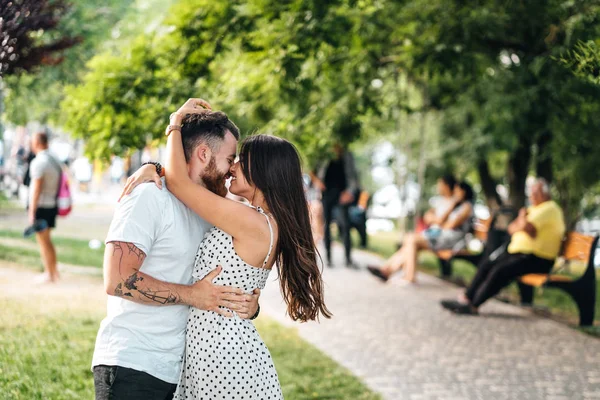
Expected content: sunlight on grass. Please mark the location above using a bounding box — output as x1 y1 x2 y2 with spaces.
0 276 379 399
0 230 104 268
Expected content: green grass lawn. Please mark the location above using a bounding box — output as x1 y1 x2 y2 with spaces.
360 230 600 329
0 229 105 269
0 294 379 400
0 233 380 399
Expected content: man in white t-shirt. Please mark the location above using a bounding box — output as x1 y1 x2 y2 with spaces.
27 132 62 283
92 108 260 399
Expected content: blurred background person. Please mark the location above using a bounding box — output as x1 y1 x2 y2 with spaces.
27 132 63 283
110 155 125 184
441 178 565 315
311 143 359 268
72 155 93 192
304 173 324 244
368 181 474 285
346 188 370 249
422 175 458 230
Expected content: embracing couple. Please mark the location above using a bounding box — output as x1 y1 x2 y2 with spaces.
92 98 332 399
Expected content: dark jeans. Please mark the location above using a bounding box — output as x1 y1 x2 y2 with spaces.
466 251 554 308
93 365 176 400
322 189 352 264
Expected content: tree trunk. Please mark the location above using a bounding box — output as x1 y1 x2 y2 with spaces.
535 129 553 183
507 137 532 210
0 85 4 140
477 159 502 210
554 177 580 231
396 110 409 235
413 112 428 229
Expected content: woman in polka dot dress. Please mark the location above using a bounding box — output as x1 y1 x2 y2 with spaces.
135 99 332 399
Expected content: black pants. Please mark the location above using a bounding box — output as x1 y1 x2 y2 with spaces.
466 251 554 308
322 189 352 264
35 206 58 228
93 365 176 400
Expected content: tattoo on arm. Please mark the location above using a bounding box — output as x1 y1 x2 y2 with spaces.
110 241 182 305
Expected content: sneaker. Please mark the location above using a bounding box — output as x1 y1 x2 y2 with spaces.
34 273 53 284
367 265 389 282
449 303 479 315
440 299 465 311
346 261 359 270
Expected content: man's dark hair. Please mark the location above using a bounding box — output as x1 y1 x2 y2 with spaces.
180 111 240 162
35 132 49 147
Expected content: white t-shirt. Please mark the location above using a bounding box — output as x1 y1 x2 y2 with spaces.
433 196 454 218
29 150 61 208
92 179 211 383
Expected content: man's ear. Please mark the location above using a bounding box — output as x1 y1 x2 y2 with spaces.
196 144 212 164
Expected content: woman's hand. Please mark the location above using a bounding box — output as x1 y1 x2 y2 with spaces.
118 164 162 202
170 98 212 125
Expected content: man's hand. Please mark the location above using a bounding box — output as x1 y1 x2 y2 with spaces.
339 190 354 205
518 207 527 221
186 266 254 318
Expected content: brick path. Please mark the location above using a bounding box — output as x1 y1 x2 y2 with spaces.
260 245 600 400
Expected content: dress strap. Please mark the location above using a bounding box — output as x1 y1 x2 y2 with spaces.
254 206 274 267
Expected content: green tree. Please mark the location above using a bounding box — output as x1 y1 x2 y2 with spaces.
379 0 600 226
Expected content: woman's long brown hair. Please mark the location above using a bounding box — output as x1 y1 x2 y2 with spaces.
239 134 332 322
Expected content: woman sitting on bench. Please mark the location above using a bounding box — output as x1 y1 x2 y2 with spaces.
367 181 474 285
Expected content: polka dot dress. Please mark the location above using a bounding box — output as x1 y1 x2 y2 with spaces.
173 208 283 400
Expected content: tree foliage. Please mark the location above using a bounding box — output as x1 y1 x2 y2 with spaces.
56 0 600 224
0 0 80 76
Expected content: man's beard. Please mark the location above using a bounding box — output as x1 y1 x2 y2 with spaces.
201 156 229 198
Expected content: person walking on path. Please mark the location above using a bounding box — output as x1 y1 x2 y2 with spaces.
311 143 359 268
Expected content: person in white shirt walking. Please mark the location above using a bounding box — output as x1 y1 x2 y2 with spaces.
91 108 259 400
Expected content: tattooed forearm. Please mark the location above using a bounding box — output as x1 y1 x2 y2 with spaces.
108 241 183 306
137 289 181 304
124 271 143 290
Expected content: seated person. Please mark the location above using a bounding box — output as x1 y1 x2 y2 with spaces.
441 178 565 315
423 175 457 228
367 181 474 285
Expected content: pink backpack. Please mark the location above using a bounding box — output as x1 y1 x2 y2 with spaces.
57 170 72 216
49 155 73 217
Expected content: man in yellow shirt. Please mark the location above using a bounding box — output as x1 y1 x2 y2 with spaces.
441 178 565 315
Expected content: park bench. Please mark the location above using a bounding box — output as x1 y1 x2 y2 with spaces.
435 216 493 277
518 232 598 326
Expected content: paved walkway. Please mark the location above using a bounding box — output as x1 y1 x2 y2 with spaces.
260 244 600 400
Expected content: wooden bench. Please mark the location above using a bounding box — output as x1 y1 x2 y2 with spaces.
518 232 598 326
